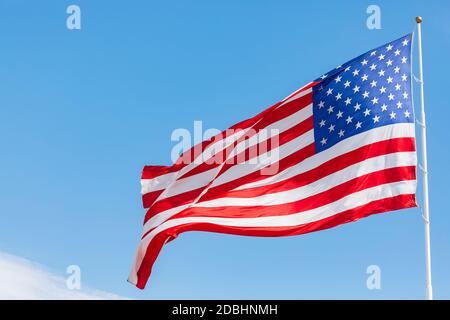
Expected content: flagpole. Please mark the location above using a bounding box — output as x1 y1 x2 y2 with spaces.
415 16 433 300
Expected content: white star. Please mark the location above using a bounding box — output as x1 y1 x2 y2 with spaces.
390 111 396 119
401 74 408 81
344 97 352 105
320 74 328 79
338 129 345 138
381 104 388 111
344 80 351 88
319 119 326 127
318 100 325 108
346 116 353 124
402 38 409 46
388 93 395 101
352 69 360 76
328 124 335 132
336 110 344 119
361 59 368 66
395 83 401 91
394 49 401 56
355 121 362 129
370 51 377 56
320 137 327 145
361 74 368 81
335 65 342 69
379 86 387 94
403 91 409 99
386 44 393 51
326 88 333 96
401 56 408 64
353 85 360 93
378 69 385 77
327 105 334 114
354 103 361 111
335 92 342 100
370 80 377 87
387 76 393 83
363 108 371 116
394 66 400 74
386 59 393 67
369 63 377 71
404 110 411 118
378 54 385 60
362 91 370 98
344 66 351 72
373 115 380 123
371 97 379 105
397 101 403 109
335 75 342 83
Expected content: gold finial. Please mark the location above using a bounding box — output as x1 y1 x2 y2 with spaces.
416 16 423 23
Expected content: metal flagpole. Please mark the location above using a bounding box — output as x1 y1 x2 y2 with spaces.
415 16 433 300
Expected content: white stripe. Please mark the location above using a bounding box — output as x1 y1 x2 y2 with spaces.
130 179 416 282
235 123 415 191
195 151 417 207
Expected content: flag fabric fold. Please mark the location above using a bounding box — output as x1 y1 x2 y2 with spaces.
129 33 417 289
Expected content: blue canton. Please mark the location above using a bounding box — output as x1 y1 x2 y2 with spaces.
313 34 414 152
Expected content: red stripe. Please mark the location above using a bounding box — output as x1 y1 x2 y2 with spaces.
135 193 416 289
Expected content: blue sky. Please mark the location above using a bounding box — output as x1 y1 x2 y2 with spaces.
0 0 449 299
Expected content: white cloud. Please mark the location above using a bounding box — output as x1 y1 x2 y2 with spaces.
0 251 126 299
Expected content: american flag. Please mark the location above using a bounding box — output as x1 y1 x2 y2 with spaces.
129 34 417 289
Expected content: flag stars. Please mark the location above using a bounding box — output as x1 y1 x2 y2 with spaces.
381 104 388 111
338 129 345 138
373 115 380 123
387 76 394 83
344 80 351 88
394 66 400 73
328 124 335 132
326 88 333 96
336 110 344 119
378 54 385 60
370 51 377 56
320 74 328 79
320 137 327 145
327 105 334 114
397 101 403 109
404 110 411 118
394 49 401 56
361 74 369 81
369 63 377 71
344 97 352 105
354 102 361 111
353 69 360 76
378 69 385 77
401 57 408 64
386 44 393 51
319 119 326 127
402 91 409 99
346 116 353 124
402 38 409 46
362 91 370 98
388 93 395 101
318 100 325 108
370 80 377 88
401 74 408 81
386 59 393 67
335 92 342 100
344 66 351 72
371 97 379 105
355 121 362 129
335 75 342 83
361 59 368 66
390 111 397 119
363 108 371 116
353 85 360 93
379 86 387 94
395 83 401 91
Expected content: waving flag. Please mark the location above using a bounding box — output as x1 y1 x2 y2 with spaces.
129 34 417 289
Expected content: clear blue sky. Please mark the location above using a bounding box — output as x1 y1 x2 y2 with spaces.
1 0 449 299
